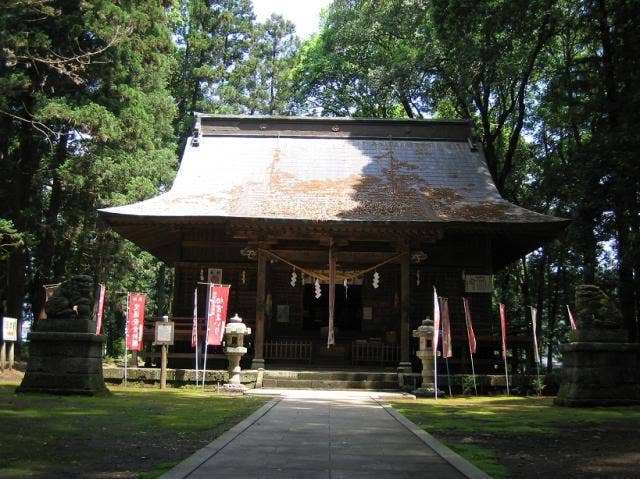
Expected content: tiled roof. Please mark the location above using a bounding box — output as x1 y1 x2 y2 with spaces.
99 116 564 226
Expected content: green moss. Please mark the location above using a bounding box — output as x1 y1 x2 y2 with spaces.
391 396 640 477
445 443 508 478
0 383 268 477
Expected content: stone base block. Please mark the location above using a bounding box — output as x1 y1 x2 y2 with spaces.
17 330 108 396
556 341 640 407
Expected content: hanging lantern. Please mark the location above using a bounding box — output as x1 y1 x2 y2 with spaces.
314 278 322 299
372 271 380 289
290 268 297 287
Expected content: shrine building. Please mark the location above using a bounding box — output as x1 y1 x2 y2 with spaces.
99 115 567 372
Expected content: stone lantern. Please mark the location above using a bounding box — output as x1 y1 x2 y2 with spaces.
223 313 251 391
412 316 437 396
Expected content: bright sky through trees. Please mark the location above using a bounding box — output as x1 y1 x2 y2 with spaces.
253 0 332 38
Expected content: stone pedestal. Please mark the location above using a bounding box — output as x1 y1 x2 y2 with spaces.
555 331 640 407
222 314 250 392
222 349 246 392
412 317 440 397
17 318 107 395
414 350 437 396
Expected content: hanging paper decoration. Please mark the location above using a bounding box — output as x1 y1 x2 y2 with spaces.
416 270 421 286
343 278 348 299
372 271 380 289
199 268 204 281
314 278 322 299
241 270 246 285
290 268 297 287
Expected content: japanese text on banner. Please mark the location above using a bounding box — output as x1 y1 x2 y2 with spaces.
206 285 230 346
127 293 146 351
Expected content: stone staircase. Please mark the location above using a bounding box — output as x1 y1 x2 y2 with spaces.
261 369 400 390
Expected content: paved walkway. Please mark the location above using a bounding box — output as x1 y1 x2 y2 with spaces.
162 390 489 479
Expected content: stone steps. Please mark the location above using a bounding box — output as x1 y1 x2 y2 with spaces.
261 370 399 390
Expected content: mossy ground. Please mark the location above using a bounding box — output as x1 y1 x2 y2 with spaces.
0 380 268 478
392 396 640 478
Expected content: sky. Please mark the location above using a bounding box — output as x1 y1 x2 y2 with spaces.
252 0 333 38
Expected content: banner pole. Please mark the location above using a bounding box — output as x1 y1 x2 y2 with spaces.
503 355 510 396
124 293 129 388
445 354 452 397
202 283 211 391
469 345 478 396
194 287 199 386
195 331 199 387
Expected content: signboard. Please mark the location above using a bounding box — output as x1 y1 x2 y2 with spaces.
464 274 493 293
154 321 174 345
126 293 146 351
2 317 18 342
205 284 230 346
207 268 222 284
276 305 290 323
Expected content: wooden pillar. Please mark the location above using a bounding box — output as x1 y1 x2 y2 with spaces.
252 249 267 369
399 250 412 370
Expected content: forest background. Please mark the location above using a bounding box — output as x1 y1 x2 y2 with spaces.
1 0 638 368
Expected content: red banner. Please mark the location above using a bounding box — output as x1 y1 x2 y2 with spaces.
95 284 106 335
499 303 508 360
205 284 230 346
463 298 477 354
127 293 146 351
192 288 198 348
439 297 453 358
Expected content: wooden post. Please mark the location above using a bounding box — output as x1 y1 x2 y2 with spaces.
399 250 411 370
252 249 266 369
0 341 5 372
8 342 14 370
160 315 168 389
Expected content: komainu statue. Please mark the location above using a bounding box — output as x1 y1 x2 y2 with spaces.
45 274 94 319
574 284 622 331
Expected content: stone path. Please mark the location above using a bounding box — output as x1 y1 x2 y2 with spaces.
162 390 489 479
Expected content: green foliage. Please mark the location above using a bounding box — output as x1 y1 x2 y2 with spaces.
461 375 478 395
171 1 301 146
0 219 24 261
0 1 177 327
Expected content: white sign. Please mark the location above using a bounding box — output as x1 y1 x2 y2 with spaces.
2 317 18 342
155 321 174 345
464 275 494 293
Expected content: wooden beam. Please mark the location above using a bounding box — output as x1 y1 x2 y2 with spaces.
399 248 411 368
251 249 267 369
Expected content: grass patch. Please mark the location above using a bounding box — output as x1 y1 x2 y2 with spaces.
0 381 268 478
446 442 508 479
391 396 640 477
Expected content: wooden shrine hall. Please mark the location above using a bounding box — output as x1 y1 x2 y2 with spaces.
99 115 567 372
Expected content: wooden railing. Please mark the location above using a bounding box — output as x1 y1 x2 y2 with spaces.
265 339 313 363
351 341 399 366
